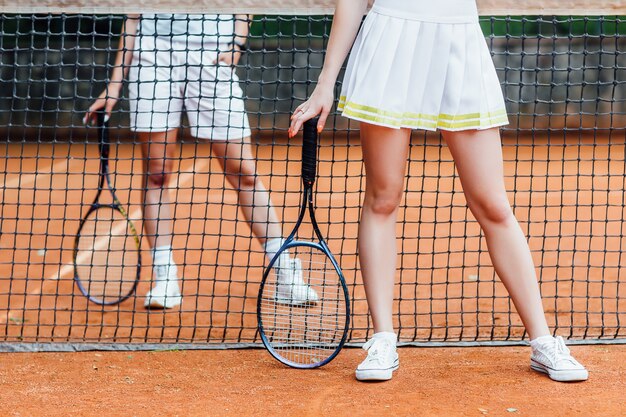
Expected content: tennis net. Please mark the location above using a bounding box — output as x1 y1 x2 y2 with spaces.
1 1 625 351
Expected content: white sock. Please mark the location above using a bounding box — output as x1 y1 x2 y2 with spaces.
371 332 397 344
265 238 290 267
153 245 174 265
530 335 554 349
152 245 177 282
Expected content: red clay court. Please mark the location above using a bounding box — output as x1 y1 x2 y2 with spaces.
2 137 625 346
0 2 625 416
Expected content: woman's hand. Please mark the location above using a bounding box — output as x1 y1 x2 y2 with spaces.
83 84 122 125
213 44 244 67
288 82 335 137
288 0 367 137
83 16 138 125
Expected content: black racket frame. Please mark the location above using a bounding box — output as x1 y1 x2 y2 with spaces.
73 112 141 305
257 118 351 369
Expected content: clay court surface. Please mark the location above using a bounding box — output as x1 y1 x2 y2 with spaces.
0 346 624 416
0 135 625 416
1 135 624 344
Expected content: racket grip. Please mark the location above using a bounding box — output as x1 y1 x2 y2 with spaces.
302 118 319 185
97 111 110 159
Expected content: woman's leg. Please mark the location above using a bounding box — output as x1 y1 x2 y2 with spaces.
354 122 409 381
441 127 550 340
359 123 412 334
141 129 178 250
210 137 281 244
141 129 182 308
211 137 318 304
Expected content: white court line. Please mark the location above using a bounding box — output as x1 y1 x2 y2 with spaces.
1 157 210 324
1 159 72 190
1 158 75 324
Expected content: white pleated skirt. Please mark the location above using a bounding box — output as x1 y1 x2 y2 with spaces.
338 7 509 131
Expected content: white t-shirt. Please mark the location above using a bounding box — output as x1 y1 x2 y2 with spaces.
372 0 479 23
138 14 236 45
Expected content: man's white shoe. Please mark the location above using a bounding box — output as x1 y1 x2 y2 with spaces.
274 258 319 305
355 336 399 381
530 336 588 382
145 265 182 309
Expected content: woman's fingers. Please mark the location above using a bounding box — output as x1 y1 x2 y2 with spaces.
317 107 330 133
289 104 306 134
83 100 105 125
83 96 117 125
214 53 226 65
289 107 308 136
290 82 335 136
289 105 321 137
231 51 241 66
291 104 306 120
104 102 115 122
215 52 238 67
290 85 334 136
289 112 307 137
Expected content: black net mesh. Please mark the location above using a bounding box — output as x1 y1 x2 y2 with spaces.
0 14 625 349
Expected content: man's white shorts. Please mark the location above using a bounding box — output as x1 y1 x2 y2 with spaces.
128 36 251 140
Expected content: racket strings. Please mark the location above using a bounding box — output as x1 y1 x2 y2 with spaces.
259 245 347 365
75 208 139 304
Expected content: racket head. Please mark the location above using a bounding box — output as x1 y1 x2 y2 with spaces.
73 205 141 305
258 240 350 369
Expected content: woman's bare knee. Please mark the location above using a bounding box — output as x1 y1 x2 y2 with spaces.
223 157 259 191
227 172 258 191
469 197 514 225
145 160 172 188
365 188 403 216
140 131 177 189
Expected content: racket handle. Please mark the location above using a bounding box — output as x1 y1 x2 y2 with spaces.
97 111 110 159
302 117 319 185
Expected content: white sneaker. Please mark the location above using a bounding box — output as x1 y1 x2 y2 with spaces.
355 336 399 381
274 258 319 305
144 265 182 309
530 336 588 382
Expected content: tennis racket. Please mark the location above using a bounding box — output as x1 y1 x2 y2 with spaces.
73 112 141 305
258 118 350 368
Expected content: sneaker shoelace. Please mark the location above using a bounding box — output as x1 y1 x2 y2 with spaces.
153 265 177 291
362 338 392 366
541 336 577 366
277 258 303 285
154 265 170 280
